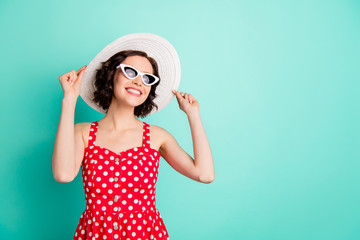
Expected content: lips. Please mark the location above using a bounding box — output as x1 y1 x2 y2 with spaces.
125 87 142 96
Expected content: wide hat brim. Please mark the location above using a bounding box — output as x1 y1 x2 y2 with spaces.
80 33 181 115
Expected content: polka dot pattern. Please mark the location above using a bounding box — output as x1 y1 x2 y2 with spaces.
73 121 169 240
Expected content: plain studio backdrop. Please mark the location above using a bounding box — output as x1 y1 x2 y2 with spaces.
0 0 359 239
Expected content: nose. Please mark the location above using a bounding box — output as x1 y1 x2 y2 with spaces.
132 75 143 86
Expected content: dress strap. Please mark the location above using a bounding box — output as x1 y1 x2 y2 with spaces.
142 122 151 148
87 121 98 147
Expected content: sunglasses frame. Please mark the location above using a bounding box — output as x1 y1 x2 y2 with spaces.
116 63 160 86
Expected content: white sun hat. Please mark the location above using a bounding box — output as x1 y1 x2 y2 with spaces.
80 32 181 115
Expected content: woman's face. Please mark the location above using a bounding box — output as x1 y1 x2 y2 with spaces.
112 55 154 107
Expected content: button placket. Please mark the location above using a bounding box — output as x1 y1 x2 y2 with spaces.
114 154 124 213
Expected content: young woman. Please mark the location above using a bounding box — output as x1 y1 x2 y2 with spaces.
52 33 214 240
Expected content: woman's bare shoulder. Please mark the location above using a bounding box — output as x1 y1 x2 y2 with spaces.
149 124 173 142
75 122 92 132
75 122 93 147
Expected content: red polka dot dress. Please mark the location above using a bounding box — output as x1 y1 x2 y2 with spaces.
73 121 170 240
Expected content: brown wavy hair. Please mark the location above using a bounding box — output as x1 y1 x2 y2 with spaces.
91 50 160 118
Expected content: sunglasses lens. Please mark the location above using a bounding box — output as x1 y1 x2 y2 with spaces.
124 67 137 78
142 74 157 85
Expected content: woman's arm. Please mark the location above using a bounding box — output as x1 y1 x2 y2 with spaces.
157 90 214 183
52 66 87 182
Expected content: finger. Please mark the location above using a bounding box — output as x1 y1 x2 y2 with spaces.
188 94 195 102
172 90 183 103
184 93 189 101
76 68 86 85
70 70 77 84
76 65 87 75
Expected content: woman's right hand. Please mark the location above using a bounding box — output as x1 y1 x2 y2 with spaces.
58 65 87 100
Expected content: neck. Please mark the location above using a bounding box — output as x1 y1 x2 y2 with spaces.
99 99 140 132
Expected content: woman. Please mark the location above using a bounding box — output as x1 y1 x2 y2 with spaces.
52 33 214 240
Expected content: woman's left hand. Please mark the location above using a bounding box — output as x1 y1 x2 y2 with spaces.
172 89 200 115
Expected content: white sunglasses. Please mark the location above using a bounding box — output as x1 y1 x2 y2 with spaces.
116 63 160 86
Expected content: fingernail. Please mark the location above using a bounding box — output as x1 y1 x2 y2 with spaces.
172 90 175 94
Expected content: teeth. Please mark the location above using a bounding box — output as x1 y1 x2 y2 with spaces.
127 88 141 95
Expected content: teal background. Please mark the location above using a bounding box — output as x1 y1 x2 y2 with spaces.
1 0 359 239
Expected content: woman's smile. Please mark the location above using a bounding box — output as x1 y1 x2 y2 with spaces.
125 87 143 97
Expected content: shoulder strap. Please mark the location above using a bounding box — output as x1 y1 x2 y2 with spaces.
142 122 150 148
87 121 98 147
